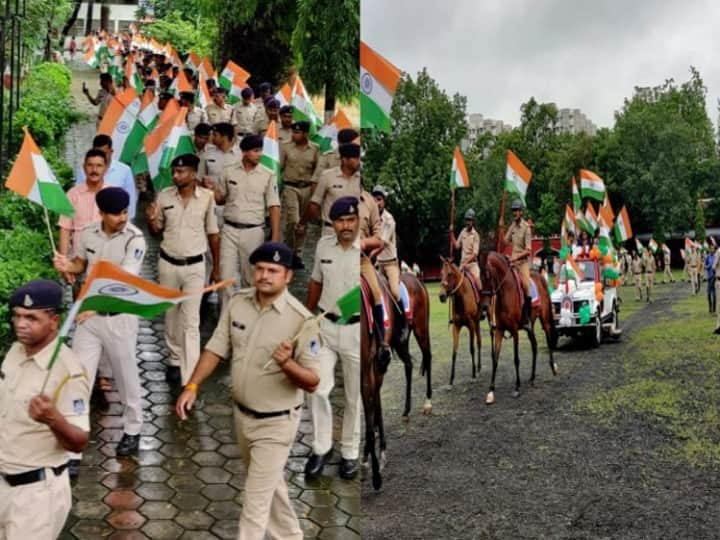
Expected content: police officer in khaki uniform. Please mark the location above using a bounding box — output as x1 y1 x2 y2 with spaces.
175 242 321 540
372 185 402 303
643 247 656 302
304 197 361 481
662 243 674 283
504 199 532 329
298 131 362 239
193 123 212 160
278 105 294 143
310 128 358 182
180 91 207 132
199 122 242 186
687 243 699 294
205 86 237 129
234 87 257 138
631 250 644 300
253 97 280 136
146 154 220 385
451 209 481 280
280 120 319 264
53 187 146 458
0 280 90 540
210 135 281 304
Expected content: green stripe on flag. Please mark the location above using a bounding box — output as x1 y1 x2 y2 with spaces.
336 285 360 324
79 296 176 318
360 93 391 132
38 182 74 217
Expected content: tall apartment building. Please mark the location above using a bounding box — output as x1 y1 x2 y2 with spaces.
555 107 597 136
464 113 513 149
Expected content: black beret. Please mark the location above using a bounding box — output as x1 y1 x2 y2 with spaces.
259 82 272 93
249 242 293 269
212 86 227 94
279 105 293 115
329 196 359 221
265 98 280 109
170 153 200 169
291 120 310 133
337 128 359 144
240 135 263 151
10 279 63 310
179 91 195 101
339 143 360 158
194 122 211 136
241 87 253 99
96 187 130 214
210 122 234 139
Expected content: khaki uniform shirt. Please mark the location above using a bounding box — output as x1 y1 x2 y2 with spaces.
205 289 321 412
234 102 257 134
360 190 382 240
643 252 656 272
631 257 643 274
377 209 398 262
504 219 531 261
219 163 280 224
457 227 480 265
280 141 319 182
311 235 361 312
154 185 219 257
312 149 341 183
199 145 242 183
278 126 293 144
310 167 361 225
205 103 236 127
74 222 146 275
663 247 671 265
687 250 698 268
186 106 207 131
98 88 112 119
0 339 90 474
253 111 270 135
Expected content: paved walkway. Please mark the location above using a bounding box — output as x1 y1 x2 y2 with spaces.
59 64 359 540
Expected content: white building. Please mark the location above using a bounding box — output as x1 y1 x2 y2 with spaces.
464 113 512 149
555 107 597 136
72 1 139 35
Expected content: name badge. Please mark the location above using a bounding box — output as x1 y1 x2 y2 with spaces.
231 321 246 331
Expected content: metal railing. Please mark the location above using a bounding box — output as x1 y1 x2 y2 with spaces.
0 0 26 174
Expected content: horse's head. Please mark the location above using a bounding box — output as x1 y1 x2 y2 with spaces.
438 256 459 304
476 251 494 316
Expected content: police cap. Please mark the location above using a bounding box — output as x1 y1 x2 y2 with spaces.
96 187 130 214
249 242 293 269
240 135 263 151
291 120 310 133
329 196 359 221
339 143 360 159
10 279 63 310
170 153 200 169
241 87 253 99
511 199 524 210
279 105 293 115
337 128 359 144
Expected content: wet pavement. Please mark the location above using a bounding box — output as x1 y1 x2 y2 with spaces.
59 63 359 539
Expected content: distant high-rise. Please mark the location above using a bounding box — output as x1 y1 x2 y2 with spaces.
464 113 513 150
555 107 597 136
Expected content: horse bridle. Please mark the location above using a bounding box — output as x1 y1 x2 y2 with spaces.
480 256 515 299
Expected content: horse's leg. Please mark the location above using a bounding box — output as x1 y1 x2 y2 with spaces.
396 339 413 419
543 312 559 376
375 389 387 471
512 331 521 398
469 324 476 379
527 323 538 386
475 317 482 375
450 323 460 386
414 326 433 415
486 326 502 404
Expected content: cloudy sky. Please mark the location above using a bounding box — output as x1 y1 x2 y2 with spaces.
361 0 720 128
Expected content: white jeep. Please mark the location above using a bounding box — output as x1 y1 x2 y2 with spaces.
550 258 621 348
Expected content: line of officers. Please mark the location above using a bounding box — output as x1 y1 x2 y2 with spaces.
0 132 407 540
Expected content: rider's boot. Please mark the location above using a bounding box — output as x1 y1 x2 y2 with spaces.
373 304 392 373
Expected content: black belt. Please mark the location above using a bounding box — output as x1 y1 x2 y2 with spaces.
160 249 204 266
235 401 302 419
2 463 68 487
284 180 312 188
325 312 360 325
224 219 263 230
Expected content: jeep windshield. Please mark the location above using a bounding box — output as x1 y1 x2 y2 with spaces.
557 260 597 284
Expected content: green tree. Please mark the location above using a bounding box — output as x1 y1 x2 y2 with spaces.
695 202 707 243
362 69 467 259
291 0 359 120
142 10 214 56
534 192 560 252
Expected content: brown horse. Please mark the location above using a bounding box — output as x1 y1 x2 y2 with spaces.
361 271 433 491
438 256 487 385
479 251 558 404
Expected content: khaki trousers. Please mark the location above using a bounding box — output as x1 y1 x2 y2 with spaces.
158 258 205 385
310 319 361 459
378 260 401 300
282 184 312 257
645 271 654 298
634 273 644 298
690 269 698 294
663 264 673 282
234 407 302 540
72 314 142 435
0 469 71 540
219 225 265 305
361 256 382 305
516 261 531 296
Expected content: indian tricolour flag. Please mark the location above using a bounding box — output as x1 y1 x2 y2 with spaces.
572 176 582 211
291 76 323 133
317 108 352 152
449 147 469 189
138 90 159 131
259 120 281 186
185 51 200 72
97 88 144 166
505 150 532 204
580 169 605 201
218 60 250 104
169 68 193 97
584 203 598 233
636 238 644 253
197 76 212 109
597 211 613 254
564 205 577 235
648 238 658 253
125 56 144 94
360 41 401 133
334 285 360 324
84 39 109 69
5 127 74 216
145 107 195 191
602 192 615 223
614 205 633 243
108 49 124 84
275 83 292 107
198 56 215 81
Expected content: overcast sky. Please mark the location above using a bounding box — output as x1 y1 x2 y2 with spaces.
361 0 720 128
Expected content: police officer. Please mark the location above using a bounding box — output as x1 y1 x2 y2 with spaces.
298 132 362 239
372 185 404 308
687 243 699 294
234 87 257 139
662 243 674 283
193 122 212 160
211 135 281 304
278 105 294 143
642 247 656 302
304 197 361 481
175 242 321 540
504 199 532 329
206 86 237 129
253 97 280 136
280 120 319 264
53 187 145 459
146 154 220 385
180 91 207 131
311 127 356 184
631 250 644 300
450 209 481 280
199 122 242 187
0 280 90 539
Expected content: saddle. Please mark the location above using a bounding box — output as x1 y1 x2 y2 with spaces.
463 269 482 305
360 275 391 333
510 267 540 311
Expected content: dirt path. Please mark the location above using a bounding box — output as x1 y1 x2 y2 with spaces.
361 282 720 539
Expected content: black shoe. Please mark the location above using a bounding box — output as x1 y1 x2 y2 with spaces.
68 459 81 480
165 366 181 384
304 452 330 479
116 433 140 456
339 458 358 480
